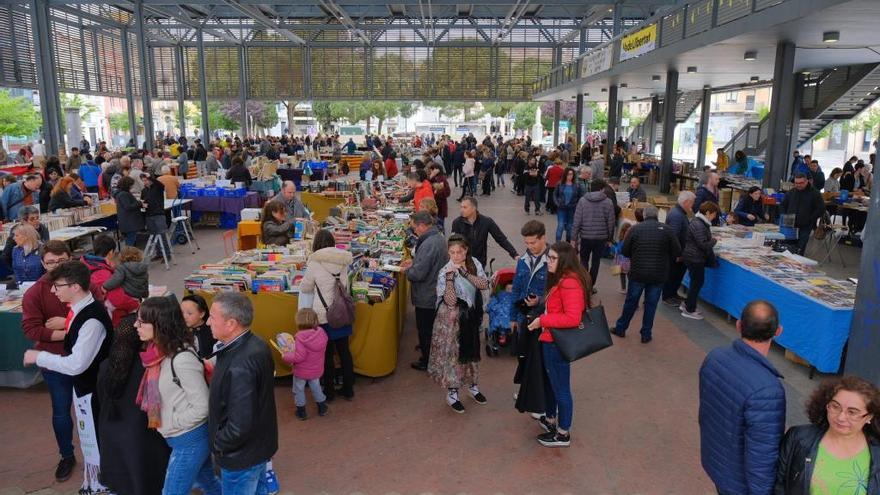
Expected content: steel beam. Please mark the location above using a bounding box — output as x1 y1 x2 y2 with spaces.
175 44 186 138
121 27 139 146
222 0 305 44
238 44 248 137
659 69 678 193
612 2 622 37
844 140 880 383
696 86 712 169
196 29 210 140
764 41 796 189
575 93 584 149
606 85 618 161
31 0 61 154
646 95 658 151
135 0 154 149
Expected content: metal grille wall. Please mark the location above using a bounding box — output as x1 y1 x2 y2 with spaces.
149 46 178 100
496 47 554 100
95 30 126 95
246 46 305 99
310 47 367 98
426 46 492 99
0 6 37 88
127 32 142 97
371 46 427 99
182 46 240 100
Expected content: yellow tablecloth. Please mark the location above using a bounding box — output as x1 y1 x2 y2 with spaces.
301 192 346 222
193 276 408 378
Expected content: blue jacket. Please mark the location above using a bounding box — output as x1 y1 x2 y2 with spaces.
486 290 515 331
79 161 102 187
734 196 764 226
665 203 690 248
13 246 45 283
699 340 785 495
510 250 548 323
1 183 38 221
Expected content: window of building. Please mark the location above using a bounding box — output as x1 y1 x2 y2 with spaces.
745 95 755 111
725 92 737 103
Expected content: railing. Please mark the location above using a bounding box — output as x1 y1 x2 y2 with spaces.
532 0 789 95
722 115 769 157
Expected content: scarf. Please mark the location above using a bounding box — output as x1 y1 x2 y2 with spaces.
136 342 165 429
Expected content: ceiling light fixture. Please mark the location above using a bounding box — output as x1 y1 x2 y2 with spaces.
687 66 698 73
652 75 661 81
620 83 628 88
750 76 760 82
601 88 607 92
823 31 840 43
743 50 757 61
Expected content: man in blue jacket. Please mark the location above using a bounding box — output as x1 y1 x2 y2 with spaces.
510 220 548 336
699 300 786 495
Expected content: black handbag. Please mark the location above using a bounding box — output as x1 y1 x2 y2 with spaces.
549 305 613 362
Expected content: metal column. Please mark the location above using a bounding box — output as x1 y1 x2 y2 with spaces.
612 2 623 37
764 41 797 189
647 95 659 151
606 85 619 159
553 101 560 146
845 140 880 383
196 30 210 141
787 73 806 159
696 87 712 169
238 44 249 138
134 0 153 149
174 45 186 138
575 94 584 151
30 0 61 154
120 28 138 146
660 70 679 194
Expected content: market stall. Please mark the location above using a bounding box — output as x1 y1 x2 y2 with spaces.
0 306 42 388
301 192 347 222
685 225 856 373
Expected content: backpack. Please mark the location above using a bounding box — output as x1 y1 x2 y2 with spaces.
316 272 355 328
171 348 213 387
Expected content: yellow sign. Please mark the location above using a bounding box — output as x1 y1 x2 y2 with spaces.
620 24 657 62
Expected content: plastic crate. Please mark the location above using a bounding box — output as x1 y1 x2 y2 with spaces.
202 187 219 197
183 188 200 199
219 212 239 229
220 188 246 198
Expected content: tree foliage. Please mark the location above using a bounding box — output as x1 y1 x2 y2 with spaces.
189 102 239 133
510 102 540 130
0 90 41 137
108 112 130 132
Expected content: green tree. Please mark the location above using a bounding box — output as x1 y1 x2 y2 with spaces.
757 105 770 121
483 102 518 119
108 112 130 132
60 93 99 120
0 90 41 137
587 102 608 131
189 102 238 133
511 102 540 130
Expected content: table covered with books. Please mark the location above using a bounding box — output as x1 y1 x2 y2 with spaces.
684 224 856 373
0 290 42 388
185 207 412 377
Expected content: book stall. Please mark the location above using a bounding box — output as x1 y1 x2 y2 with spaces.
186 202 413 378
684 224 857 373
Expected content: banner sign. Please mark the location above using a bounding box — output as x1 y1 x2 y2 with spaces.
619 24 657 62
580 44 613 78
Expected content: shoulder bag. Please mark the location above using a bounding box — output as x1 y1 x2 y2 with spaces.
549 305 613 362
316 272 355 328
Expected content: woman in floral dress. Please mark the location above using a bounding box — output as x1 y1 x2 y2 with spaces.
428 234 490 414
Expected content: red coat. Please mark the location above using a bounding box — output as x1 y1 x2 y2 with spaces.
385 158 398 179
539 274 587 343
413 180 435 210
545 165 564 188
429 174 451 218
21 273 69 355
81 256 140 327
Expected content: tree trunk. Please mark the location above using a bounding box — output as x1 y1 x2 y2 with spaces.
285 101 296 135
366 116 372 134
377 118 385 135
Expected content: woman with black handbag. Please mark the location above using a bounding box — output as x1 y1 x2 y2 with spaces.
526 242 591 448
428 234 490 414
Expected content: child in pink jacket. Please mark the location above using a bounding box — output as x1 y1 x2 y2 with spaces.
281 308 329 420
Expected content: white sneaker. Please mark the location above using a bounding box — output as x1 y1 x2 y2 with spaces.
681 309 704 320
679 302 687 312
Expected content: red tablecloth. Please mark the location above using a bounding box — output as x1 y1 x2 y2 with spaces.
0 165 33 176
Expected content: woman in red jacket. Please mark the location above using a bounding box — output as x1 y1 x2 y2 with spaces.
526 241 590 448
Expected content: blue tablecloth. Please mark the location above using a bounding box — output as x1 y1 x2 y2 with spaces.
685 257 852 372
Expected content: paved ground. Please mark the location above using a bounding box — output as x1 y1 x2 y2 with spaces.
1 178 858 494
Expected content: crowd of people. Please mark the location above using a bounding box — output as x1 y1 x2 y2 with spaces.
4 128 877 493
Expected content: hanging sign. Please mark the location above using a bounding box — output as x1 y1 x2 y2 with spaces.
619 24 658 62
580 44 613 78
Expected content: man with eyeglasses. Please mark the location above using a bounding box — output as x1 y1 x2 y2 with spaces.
780 172 825 255
1 205 49 271
22 259 113 492
698 300 786 495
19 240 78 482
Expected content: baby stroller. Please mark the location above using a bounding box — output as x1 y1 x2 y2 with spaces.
484 258 516 357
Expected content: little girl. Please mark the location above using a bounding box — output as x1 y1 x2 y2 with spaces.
102 246 148 324
613 222 633 294
280 308 329 420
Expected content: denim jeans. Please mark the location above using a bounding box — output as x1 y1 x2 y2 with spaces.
293 378 326 407
555 209 573 241
163 423 221 495
221 462 269 495
684 263 706 313
42 369 74 459
614 280 663 339
542 343 573 431
123 231 138 247
523 185 541 213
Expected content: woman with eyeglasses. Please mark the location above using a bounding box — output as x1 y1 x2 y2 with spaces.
775 375 880 494
526 241 591 448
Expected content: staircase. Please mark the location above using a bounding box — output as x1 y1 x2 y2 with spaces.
722 63 880 156
627 90 704 144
